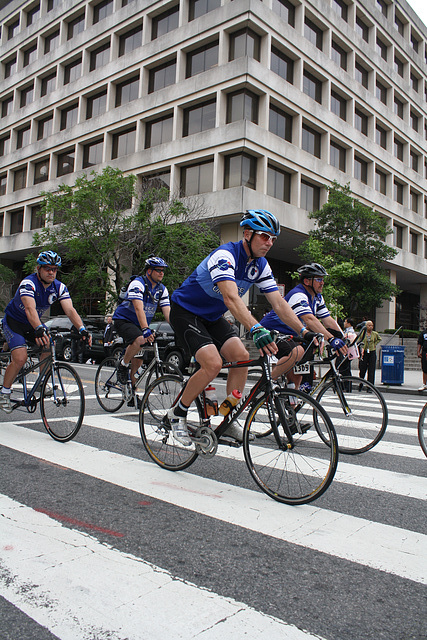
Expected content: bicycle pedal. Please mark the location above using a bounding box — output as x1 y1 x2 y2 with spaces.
217 438 241 448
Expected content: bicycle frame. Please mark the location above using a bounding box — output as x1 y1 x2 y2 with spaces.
6 339 57 411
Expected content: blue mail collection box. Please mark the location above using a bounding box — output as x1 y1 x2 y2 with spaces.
381 345 405 385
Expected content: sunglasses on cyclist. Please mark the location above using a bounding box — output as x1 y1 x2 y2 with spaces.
152 268 165 273
253 231 277 243
42 266 58 273
314 277 325 283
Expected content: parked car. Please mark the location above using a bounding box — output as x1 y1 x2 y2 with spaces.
44 317 123 363
142 320 190 372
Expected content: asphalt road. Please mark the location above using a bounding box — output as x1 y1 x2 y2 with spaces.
0 362 425 640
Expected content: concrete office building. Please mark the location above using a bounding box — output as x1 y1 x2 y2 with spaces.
0 0 426 327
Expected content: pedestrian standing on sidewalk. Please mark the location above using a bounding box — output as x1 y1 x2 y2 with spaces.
359 320 381 386
417 327 427 391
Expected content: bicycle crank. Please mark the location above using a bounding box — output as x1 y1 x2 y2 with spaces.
194 426 218 458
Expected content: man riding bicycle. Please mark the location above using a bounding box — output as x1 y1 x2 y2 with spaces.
113 256 170 391
261 262 347 390
166 209 316 446
0 251 90 413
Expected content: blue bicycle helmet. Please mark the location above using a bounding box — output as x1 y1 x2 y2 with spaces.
240 210 281 236
144 255 169 270
36 250 62 267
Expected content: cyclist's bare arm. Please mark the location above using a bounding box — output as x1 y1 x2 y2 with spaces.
298 312 347 355
131 299 154 343
22 296 49 347
264 290 309 337
60 298 92 346
162 305 170 323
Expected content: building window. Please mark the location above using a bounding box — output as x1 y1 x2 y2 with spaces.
377 0 388 17
115 76 139 106
354 156 368 184
410 191 419 213
410 150 419 173
301 180 320 211
93 0 113 24
2 96 13 118
271 47 293 83
410 111 419 132
302 124 321 158
148 59 176 93
224 153 256 190
303 70 322 103
410 231 418 254
375 123 387 149
31 204 45 230
331 40 347 70
186 41 218 78
141 170 171 193
269 103 292 142
376 35 388 60
152 5 179 39
376 79 387 104
44 29 60 54
13 167 27 191
119 25 143 56
8 19 20 40
112 127 136 159
41 72 56 97
23 43 37 67
394 136 404 161
410 31 419 54
355 61 369 88
375 168 387 195
64 57 82 84
355 15 369 42
394 96 404 119
86 90 107 119
20 84 34 108
0 135 11 156
26 4 40 26
47 0 61 10
394 13 405 36
0 174 7 196
355 108 368 135
332 0 348 22
183 100 216 137
34 159 49 184
67 13 85 39
37 115 53 140
145 115 173 147
181 160 213 195
394 179 404 204
57 150 75 176
272 0 295 27
410 72 419 92
83 140 104 168
393 223 403 248
60 104 78 130
227 90 258 124
229 28 260 62
304 17 323 49
394 54 404 77
189 0 220 21
330 141 346 171
10 209 24 234
267 164 291 202
90 42 110 71
4 56 17 79
331 91 346 120
17 125 31 149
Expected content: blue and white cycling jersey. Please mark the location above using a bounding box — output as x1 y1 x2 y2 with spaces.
113 276 170 326
171 240 278 322
261 283 330 336
4 273 71 325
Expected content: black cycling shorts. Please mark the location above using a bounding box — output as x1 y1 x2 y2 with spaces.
421 350 427 374
113 319 144 347
275 335 299 359
170 301 238 357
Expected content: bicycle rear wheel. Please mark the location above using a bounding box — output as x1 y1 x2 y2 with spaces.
315 376 388 454
40 363 85 442
95 357 124 412
139 374 199 471
418 403 427 457
243 389 338 505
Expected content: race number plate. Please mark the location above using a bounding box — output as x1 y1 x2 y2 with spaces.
293 363 310 375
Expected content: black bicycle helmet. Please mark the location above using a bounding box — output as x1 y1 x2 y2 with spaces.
297 263 328 280
240 210 281 236
36 250 62 267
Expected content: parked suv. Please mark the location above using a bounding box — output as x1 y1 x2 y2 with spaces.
44 317 123 363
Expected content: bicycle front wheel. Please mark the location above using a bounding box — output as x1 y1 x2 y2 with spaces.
139 374 199 471
418 403 427 457
315 376 388 454
40 363 85 442
143 360 183 393
95 358 124 412
243 389 338 505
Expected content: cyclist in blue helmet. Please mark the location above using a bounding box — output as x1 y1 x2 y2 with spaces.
166 210 317 446
113 254 171 397
0 251 90 413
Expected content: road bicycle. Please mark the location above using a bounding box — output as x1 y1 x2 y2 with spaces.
95 340 182 412
138 353 338 505
280 330 388 455
417 402 427 457
0 334 85 442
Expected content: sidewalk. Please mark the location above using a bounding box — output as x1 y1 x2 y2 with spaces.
377 368 427 396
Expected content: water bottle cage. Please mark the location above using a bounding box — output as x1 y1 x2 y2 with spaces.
222 399 234 413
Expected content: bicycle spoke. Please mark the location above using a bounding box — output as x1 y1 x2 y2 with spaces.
418 403 427 457
95 357 124 412
40 363 84 442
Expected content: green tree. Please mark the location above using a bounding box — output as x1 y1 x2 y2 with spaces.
297 182 400 317
32 167 219 313
0 264 16 312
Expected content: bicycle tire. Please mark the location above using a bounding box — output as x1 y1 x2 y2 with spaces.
143 360 183 392
40 363 85 442
243 388 338 505
315 376 388 454
417 403 427 457
139 374 199 471
95 357 125 412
